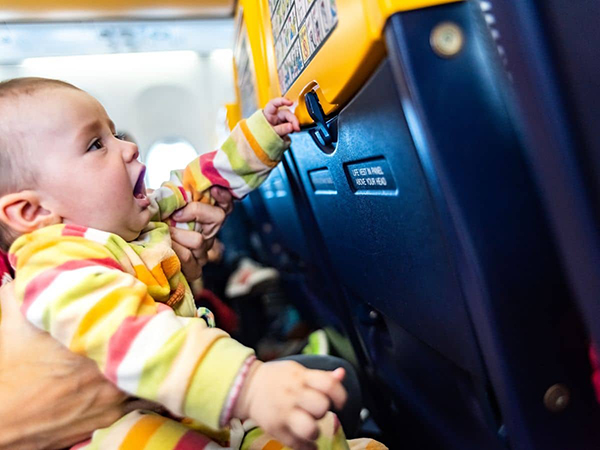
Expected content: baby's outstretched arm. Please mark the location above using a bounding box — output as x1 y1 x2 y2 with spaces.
233 360 348 450
149 98 299 225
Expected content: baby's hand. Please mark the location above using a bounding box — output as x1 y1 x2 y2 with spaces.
263 97 301 138
233 360 347 450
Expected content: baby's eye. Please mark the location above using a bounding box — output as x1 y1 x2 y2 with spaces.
114 133 125 140
87 139 104 151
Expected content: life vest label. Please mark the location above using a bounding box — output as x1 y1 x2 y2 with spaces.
345 157 397 194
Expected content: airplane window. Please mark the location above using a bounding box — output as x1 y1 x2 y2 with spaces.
145 138 198 189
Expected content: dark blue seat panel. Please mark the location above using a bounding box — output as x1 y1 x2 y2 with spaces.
386 2 600 447
242 162 357 334
489 0 600 354
289 65 496 448
258 163 311 264
284 1 600 447
290 67 481 378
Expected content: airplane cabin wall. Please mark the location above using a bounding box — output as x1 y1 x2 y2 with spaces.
0 51 234 164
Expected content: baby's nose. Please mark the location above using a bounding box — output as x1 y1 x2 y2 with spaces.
123 142 140 162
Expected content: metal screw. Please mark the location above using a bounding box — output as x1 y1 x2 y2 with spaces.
360 408 370 421
431 22 464 58
368 310 379 321
543 384 570 412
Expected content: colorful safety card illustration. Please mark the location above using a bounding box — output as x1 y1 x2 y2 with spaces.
234 18 259 118
269 0 338 93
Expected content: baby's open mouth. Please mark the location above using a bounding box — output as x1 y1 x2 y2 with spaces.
133 167 150 208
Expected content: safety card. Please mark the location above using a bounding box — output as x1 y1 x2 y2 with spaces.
269 0 338 93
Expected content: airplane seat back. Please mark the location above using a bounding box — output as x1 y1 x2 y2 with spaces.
233 0 600 445
285 1 600 447
486 0 600 362
241 164 353 333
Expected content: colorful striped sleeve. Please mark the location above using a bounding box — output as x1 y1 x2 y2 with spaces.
148 110 289 224
181 110 289 201
9 226 254 429
148 181 188 222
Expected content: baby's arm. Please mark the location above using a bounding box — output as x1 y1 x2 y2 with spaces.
149 98 299 223
9 229 253 430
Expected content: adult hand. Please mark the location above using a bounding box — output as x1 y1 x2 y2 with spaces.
210 185 234 216
170 187 234 281
207 239 225 264
0 283 159 450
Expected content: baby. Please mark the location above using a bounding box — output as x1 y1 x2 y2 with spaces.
0 78 356 450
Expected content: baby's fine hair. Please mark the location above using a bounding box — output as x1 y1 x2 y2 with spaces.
0 77 80 251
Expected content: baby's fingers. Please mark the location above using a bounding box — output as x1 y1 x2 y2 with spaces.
265 97 293 115
305 370 348 410
273 122 295 137
331 367 346 381
296 389 331 420
289 409 320 443
277 109 301 132
277 109 300 125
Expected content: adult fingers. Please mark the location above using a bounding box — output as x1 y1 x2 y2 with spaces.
170 227 213 262
170 228 213 261
203 236 216 254
172 202 226 238
171 240 192 264
210 186 234 216
305 371 348 411
170 227 204 252
172 202 226 228
171 240 204 281
172 239 208 265
207 239 224 262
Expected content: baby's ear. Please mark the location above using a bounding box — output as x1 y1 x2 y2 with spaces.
0 191 61 234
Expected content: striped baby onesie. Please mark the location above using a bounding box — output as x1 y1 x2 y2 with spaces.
8 110 287 447
149 109 288 225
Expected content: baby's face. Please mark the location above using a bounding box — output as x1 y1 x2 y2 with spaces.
25 88 151 240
